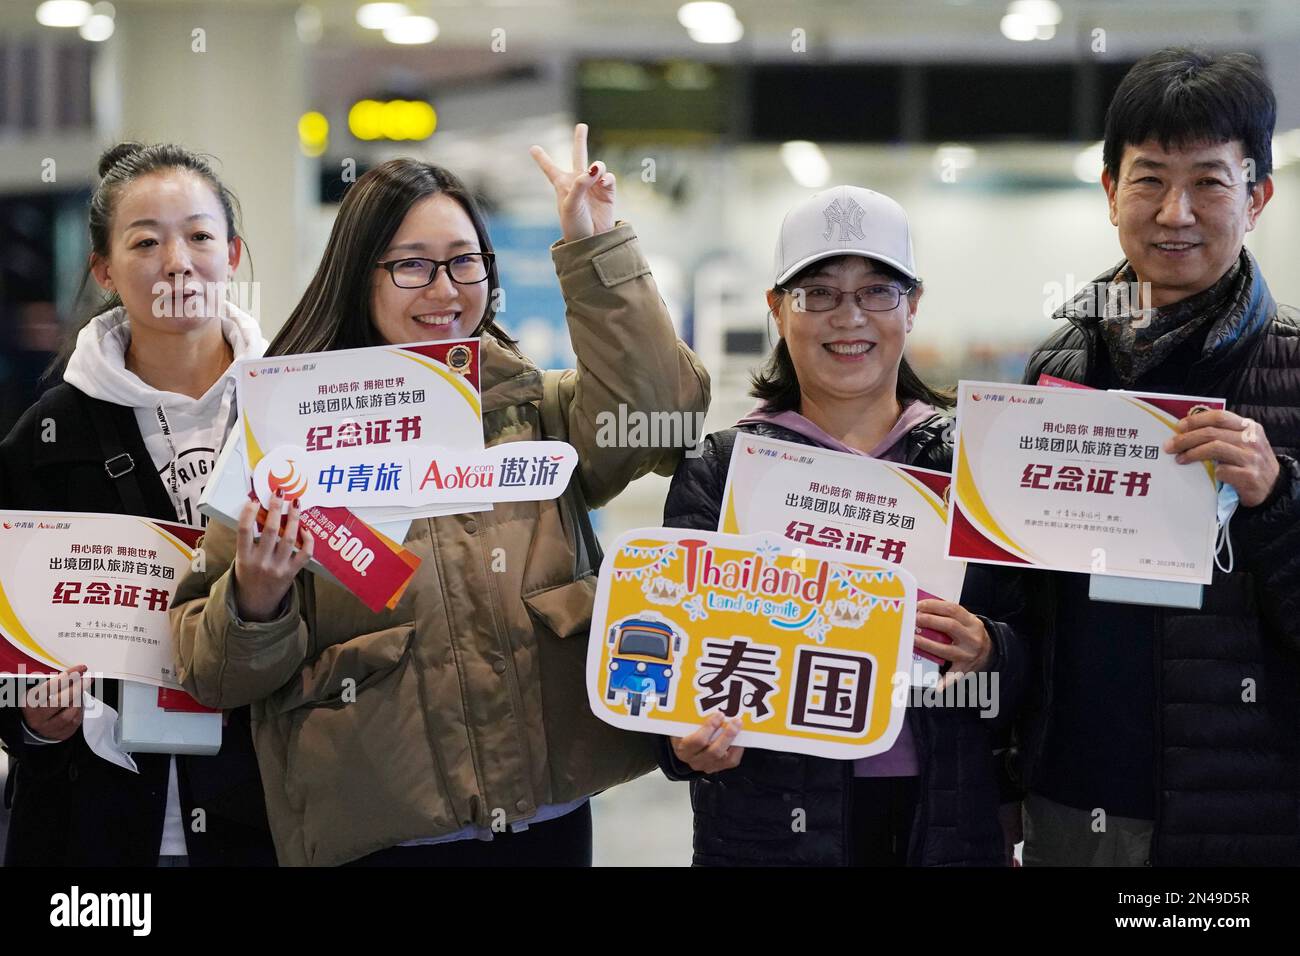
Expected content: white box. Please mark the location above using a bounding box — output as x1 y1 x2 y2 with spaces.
116 681 222 755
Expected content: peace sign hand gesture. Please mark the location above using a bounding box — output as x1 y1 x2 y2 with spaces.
529 123 617 243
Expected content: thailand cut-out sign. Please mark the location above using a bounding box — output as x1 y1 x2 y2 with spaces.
586 528 917 760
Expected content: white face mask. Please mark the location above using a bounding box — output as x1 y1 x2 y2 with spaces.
1214 480 1240 574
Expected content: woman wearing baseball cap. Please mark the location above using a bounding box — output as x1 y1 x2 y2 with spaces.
659 185 1026 866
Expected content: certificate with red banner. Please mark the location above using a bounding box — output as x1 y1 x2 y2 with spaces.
718 432 964 678
237 340 490 612
947 381 1225 584
0 512 203 687
237 338 487 519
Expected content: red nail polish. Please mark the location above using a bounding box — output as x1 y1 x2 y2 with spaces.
589 165 598 176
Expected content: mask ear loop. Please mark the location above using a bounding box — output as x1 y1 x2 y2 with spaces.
1214 512 1234 574
1214 484 1236 575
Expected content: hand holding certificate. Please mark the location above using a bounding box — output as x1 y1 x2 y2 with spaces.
913 598 992 679
19 663 90 742
232 493 315 622
1164 407 1281 508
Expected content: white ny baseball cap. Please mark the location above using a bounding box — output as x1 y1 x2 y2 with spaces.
773 184 918 287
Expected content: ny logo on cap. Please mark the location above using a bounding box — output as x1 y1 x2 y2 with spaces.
822 198 865 242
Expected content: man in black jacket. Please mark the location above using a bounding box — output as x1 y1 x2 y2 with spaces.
987 48 1300 865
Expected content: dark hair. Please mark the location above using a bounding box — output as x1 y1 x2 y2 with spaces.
47 142 244 380
749 255 954 412
1103 48 1276 188
268 159 515 357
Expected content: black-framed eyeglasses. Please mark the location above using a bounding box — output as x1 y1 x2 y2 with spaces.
788 283 913 313
375 252 495 289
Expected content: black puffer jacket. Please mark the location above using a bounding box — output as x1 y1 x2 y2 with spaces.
660 413 1027 866
979 250 1300 865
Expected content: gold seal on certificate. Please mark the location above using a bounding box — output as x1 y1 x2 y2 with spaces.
447 344 473 375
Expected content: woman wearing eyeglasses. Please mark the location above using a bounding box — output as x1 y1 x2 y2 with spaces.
659 185 1025 866
169 124 710 866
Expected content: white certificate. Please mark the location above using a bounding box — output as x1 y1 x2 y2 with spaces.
719 432 965 678
237 338 490 521
947 381 1224 584
0 512 201 688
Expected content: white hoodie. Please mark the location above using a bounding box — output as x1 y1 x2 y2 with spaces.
63 304 267 528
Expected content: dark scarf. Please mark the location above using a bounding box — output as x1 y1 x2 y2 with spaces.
1098 253 1245 386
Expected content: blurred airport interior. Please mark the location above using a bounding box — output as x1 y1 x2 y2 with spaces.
2 0 1300 864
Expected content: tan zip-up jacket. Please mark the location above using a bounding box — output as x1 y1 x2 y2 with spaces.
170 224 710 865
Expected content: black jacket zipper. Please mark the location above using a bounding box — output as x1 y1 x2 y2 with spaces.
1150 608 1163 866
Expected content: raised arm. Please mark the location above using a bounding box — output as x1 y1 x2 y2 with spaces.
530 124 710 508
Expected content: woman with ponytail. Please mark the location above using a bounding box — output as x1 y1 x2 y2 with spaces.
0 143 276 866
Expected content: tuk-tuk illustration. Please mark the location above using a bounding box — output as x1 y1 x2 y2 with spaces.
606 617 683 716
